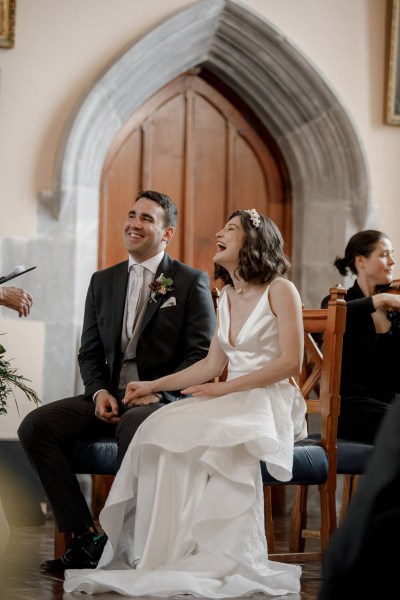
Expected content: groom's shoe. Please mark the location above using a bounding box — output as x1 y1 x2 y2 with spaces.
40 533 107 572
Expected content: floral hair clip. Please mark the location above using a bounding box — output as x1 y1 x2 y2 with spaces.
148 273 174 303
244 208 261 228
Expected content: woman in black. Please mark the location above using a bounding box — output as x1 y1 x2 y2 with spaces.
323 230 400 443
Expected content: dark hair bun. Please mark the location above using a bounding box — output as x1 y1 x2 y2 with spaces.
333 256 348 276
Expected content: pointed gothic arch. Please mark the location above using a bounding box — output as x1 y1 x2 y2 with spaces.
36 0 370 398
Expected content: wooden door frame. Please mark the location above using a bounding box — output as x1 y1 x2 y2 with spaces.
99 72 292 271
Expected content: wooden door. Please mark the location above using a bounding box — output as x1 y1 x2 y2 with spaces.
99 73 291 282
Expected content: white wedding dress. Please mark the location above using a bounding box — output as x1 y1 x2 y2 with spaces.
64 285 307 598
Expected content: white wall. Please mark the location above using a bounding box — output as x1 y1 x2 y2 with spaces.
0 0 399 437
248 0 400 242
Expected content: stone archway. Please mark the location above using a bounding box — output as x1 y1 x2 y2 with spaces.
38 0 370 399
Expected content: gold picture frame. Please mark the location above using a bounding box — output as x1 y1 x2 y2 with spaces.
0 0 16 49
387 0 400 124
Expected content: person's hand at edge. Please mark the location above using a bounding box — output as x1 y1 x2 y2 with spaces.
0 286 33 317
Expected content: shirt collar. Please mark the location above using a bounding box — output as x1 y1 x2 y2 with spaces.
128 250 164 277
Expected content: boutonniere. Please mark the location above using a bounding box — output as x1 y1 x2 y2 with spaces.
148 273 174 303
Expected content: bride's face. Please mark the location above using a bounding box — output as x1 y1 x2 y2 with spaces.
213 216 244 267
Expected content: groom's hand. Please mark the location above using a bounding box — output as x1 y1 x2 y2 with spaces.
94 390 121 423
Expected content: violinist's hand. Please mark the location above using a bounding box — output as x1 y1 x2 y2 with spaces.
373 292 400 312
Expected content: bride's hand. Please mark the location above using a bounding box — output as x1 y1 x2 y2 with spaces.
123 381 154 404
181 382 228 398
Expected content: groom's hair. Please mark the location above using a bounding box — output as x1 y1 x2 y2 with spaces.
135 190 178 229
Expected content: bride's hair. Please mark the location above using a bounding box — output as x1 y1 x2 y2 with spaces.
214 211 291 286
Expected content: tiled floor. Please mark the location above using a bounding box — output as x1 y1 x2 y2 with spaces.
0 517 323 600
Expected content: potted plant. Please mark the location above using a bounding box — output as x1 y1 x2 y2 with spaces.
0 337 40 554
0 338 40 416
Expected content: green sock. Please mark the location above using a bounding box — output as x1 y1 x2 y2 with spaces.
73 525 99 540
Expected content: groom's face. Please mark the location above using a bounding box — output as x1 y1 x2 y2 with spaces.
123 198 174 262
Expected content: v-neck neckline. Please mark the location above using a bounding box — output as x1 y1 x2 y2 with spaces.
227 286 270 348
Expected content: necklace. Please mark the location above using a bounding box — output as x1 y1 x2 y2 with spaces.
234 282 248 294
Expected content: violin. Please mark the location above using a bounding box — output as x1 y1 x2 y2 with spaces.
378 278 400 294
377 278 400 328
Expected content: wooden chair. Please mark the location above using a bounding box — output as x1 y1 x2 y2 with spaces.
290 319 374 543
264 284 347 563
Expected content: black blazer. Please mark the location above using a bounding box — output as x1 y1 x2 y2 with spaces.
78 254 216 402
322 280 400 398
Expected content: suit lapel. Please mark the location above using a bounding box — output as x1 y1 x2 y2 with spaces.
112 261 129 348
140 254 174 332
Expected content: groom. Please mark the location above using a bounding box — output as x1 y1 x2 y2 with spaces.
18 190 215 572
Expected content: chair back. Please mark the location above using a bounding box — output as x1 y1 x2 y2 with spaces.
300 284 347 494
265 284 347 562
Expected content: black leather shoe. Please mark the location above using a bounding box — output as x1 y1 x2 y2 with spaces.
40 534 107 572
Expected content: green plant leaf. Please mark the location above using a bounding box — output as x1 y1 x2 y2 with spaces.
0 336 41 416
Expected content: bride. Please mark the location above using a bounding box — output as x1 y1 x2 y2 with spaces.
64 209 307 598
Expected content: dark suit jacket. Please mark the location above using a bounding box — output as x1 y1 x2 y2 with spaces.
77 254 215 402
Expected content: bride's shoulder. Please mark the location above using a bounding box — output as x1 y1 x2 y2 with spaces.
268 278 302 317
268 277 301 301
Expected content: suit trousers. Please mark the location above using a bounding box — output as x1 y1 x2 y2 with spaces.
17 395 164 531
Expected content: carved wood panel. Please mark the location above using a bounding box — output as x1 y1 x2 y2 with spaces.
99 73 291 282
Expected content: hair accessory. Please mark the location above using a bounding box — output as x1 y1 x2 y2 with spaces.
244 209 261 228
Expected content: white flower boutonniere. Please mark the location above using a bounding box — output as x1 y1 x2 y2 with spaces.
148 273 174 303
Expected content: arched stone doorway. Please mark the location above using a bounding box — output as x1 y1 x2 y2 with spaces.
37 0 370 398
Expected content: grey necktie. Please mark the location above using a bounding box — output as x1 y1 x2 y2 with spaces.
126 264 144 336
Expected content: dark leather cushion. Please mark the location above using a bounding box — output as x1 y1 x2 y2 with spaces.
68 436 331 485
336 439 374 474
307 433 374 475
67 437 118 475
262 440 328 485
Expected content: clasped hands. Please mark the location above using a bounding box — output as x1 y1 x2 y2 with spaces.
93 388 161 424
123 380 228 406
94 381 228 423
